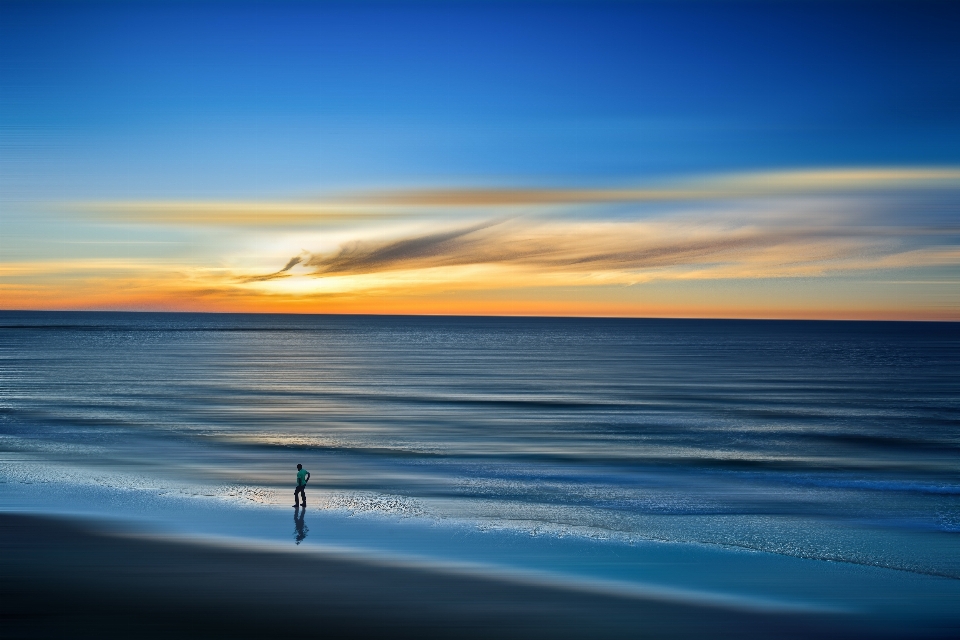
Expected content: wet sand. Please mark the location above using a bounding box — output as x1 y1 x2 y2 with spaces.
0 513 932 640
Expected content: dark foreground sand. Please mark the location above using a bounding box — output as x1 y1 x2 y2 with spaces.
0 514 940 639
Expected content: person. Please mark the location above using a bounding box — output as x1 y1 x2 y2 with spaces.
294 463 310 508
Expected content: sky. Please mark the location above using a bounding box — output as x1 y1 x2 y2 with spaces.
1 0 959 319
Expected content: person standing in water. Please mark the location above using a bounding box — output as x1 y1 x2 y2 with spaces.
294 463 310 508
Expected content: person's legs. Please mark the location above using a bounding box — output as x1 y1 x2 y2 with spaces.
300 485 307 508
293 485 305 507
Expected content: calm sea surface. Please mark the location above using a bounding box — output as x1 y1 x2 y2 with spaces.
2 312 959 580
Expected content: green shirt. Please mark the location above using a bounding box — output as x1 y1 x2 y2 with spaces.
297 469 309 486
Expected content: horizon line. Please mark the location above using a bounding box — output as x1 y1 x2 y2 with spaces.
1 308 956 324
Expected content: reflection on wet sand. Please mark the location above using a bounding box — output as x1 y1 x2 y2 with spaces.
293 507 308 545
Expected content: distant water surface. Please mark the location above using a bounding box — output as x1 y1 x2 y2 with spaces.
1 312 959 579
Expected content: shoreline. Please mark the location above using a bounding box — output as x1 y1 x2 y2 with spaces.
0 512 892 640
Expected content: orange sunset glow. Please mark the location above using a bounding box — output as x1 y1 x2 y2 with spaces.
4 168 959 320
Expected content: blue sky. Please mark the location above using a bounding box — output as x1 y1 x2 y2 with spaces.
1 1 959 317
4 1 958 197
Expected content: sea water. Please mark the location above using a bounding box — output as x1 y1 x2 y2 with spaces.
2 312 959 623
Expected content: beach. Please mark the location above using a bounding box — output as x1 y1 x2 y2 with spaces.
1 512 917 640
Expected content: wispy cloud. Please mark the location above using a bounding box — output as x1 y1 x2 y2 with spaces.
72 201 394 226
252 205 952 289
305 218 510 275
241 254 306 283
71 167 960 226
14 166 959 319
361 168 960 207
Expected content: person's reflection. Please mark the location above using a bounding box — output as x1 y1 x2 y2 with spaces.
293 505 308 544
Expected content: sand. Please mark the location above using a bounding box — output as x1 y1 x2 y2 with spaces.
2 513 938 639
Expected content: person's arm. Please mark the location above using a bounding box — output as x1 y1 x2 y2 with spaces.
305 471 311 484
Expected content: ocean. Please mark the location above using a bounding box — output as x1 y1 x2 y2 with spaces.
2 311 959 628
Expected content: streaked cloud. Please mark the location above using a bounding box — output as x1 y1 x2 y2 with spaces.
71 167 960 226
362 168 960 207
9 167 959 319
241 254 307 283
271 211 949 288
72 201 394 226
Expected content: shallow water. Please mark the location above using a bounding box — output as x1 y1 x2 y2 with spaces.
2 311 959 616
